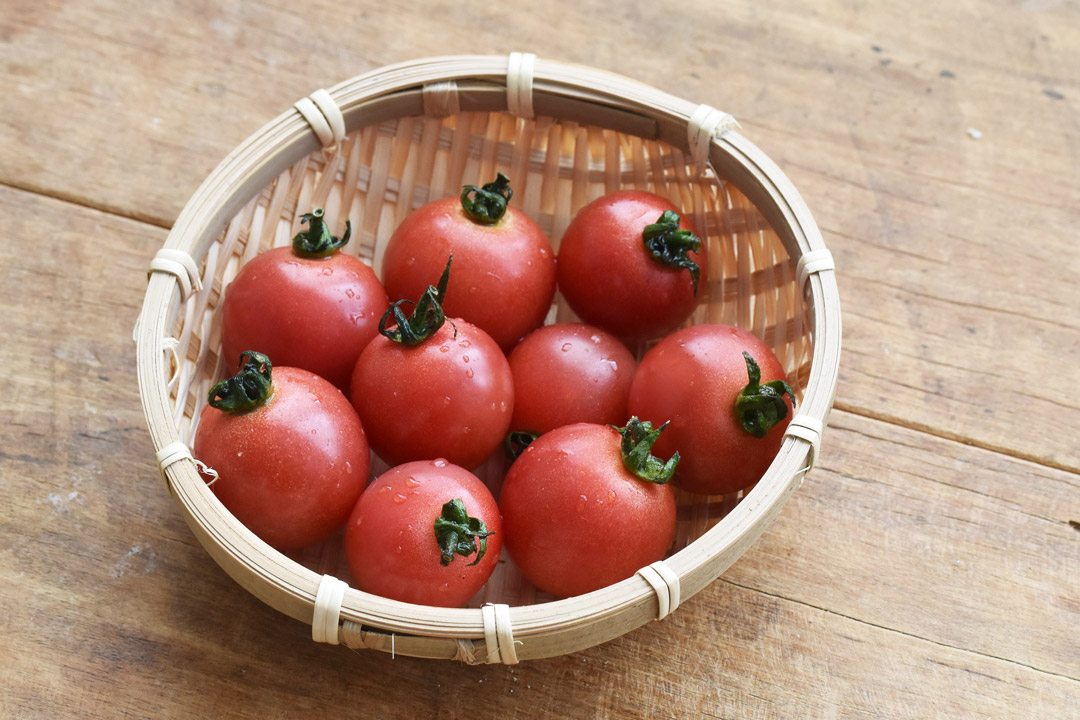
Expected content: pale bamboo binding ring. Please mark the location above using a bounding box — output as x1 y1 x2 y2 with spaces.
422 80 461 117
688 104 740 170
481 603 519 664
797 248 835 292
506 52 537 119
312 574 349 644
784 414 825 474
295 89 346 148
637 560 682 620
148 248 202 300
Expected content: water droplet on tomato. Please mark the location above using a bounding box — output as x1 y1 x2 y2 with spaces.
310 429 317 435
433 458 448 468
440 345 450 353
590 334 601 344
350 312 366 324
444 396 452 405
378 485 392 494
462 355 469 363
463 426 472 434
405 476 420 488
607 360 619 372
561 343 572 352
576 494 589 513
322 267 334 276
393 493 408 504
345 288 355 298
345 461 353 474
465 368 474 378
459 339 471 349
405 257 416 267
607 490 617 505
236 451 243 457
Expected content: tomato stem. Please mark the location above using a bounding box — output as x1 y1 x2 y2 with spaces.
503 430 540 460
641 210 702 294
734 351 797 438
434 498 494 567
460 173 513 225
612 417 679 484
379 255 455 346
207 351 274 413
292 207 351 258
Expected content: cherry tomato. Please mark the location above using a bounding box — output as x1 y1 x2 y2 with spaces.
351 259 513 469
193 352 370 550
499 421 677 598
222 209 389 390
381 175 556 351
556 190 706 340
351 320 512 469
628 324 796 495
506 323 637 440
344 459 502 607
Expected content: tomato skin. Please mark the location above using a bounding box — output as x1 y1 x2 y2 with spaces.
556 190 706 341
499 423 676 598
628 324 792 495
381 198 556 351
507 323 637 435
193 367 370 550
221 247 389 390
350 320 514 469
344 460 502 607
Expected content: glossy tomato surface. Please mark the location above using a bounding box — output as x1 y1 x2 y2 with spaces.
500 423 676 598
628 324 793 495
221 246 389 390
507 323 637 436
556 190 706 340
381 197 556 351
193 367 370 550
350 320 513 469
344 460 502 607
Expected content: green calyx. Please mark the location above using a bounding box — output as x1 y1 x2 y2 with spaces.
460 173 513 225
612 417 679 485
378 255 455 346
207 351 273 413
434 498 494 567
641 210 702 294
292 208 351 258
503 430 540 460
734 351 797 438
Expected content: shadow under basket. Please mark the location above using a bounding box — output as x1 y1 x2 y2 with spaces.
135 54 841 663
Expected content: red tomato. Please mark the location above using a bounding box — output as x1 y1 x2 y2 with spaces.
628 324 796 495
344 460 502 607
381 175 556 351
507 323 637 439
350 320 513 469
221 210 388 390
193 353 370 550
556 190 706 340
500 422 677 598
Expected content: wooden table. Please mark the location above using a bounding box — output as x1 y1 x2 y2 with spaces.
3 2 1077 717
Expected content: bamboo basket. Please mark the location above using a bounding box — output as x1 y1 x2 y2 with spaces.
135 54 840 663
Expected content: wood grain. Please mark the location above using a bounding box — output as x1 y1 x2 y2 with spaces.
2 186 1078 716
2 0 1077 474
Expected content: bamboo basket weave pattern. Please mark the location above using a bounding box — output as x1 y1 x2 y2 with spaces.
137 54 840 663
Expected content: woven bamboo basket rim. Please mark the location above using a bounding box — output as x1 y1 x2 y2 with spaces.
135 54 841 663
